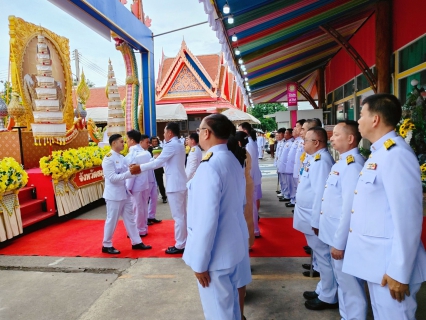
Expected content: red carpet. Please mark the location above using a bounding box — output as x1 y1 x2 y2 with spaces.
0 218 424 259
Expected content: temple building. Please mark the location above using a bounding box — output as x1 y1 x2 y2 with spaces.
155 40 247 137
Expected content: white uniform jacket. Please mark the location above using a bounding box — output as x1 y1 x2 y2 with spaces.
293 139 305 178
277 138 294 173
293 148 334 234
274 140 284 167
183 144 247 273
284 137 301 175
139 136 187 193
185 145 202 182
318 148 365 250
102 150 132 201
246 137 262 186
124 144 151 192
343 131 426 284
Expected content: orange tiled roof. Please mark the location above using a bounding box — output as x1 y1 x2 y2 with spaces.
72 86 127 109
197 54 220 82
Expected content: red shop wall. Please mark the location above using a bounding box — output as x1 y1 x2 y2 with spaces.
393 0 426 51
326 14 376 94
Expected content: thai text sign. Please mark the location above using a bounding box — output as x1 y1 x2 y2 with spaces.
71 166 104 188
287 83 298 109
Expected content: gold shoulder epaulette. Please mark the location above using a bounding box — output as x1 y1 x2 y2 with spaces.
300 152 306 162
105 152 112 157
201 152 213 162
191 147 195 152
314 153 321 161
384 139 396 150
346 155 355 165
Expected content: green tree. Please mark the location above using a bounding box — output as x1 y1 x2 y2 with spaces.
247 103 287 132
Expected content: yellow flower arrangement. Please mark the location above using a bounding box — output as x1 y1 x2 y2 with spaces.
421 163 426 182
398 119 415 138
0 157 28 195
39 146 111 184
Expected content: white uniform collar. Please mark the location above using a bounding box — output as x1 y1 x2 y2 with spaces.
206 143 228 153
370 130 397 153
339 147 360 159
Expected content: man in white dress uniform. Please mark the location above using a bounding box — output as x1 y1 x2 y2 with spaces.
293 127 338 310
101 134 152 254
130 122 187 254
343 94 426 319
317 121 367 318
185 132 202 182
183 114 247 320
125 130 151 237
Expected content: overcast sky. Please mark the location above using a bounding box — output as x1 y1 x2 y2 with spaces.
0 0 221 87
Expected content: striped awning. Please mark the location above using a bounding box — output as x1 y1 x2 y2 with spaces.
202 0 377 103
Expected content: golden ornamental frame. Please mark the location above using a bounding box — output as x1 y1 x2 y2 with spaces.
8 16 74 129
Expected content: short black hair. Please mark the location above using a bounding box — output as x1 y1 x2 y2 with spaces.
307 126 328 144
361 94 402 127
166 122 180 137
150 136 159 143
341 120 362 144
189 132 199 144
204 114 235 140
140 134 150 141
238 122 252 133
296 119 306 126
277 127 286 134
127 130 141 143
286 128 293 135
305 119 320 130
109 134 122 145
270 133 275 138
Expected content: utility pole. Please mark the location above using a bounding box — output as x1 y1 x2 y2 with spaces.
74 49 80 83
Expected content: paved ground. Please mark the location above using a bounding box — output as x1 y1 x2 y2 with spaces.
0 156 425 320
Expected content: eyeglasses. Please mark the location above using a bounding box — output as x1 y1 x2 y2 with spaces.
196 128 209 134
304 139 322 143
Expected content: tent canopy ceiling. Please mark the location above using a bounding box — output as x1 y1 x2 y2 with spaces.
156 103 188 122
222 108 261 124
211 0 377 103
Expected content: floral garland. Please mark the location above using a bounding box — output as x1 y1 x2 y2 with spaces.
0 157 28 196
39 144 129 184
421 163 426 184
398 118 416 143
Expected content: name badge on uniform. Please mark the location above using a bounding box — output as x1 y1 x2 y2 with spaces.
367 163 377 170
332 171 339 175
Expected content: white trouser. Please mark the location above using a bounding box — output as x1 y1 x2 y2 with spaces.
330 247 367 320
103 198 141 247
198 265 241 320
131 190 149 235
253 193 260 236
167 190 187 249
305 234 338 304
279 172 288 198
368 281 421 320
284 173 295 201
290 177 298 204
147 181 158 219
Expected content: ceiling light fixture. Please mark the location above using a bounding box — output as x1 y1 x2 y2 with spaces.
231 33 237 42
227 15 234 24
234 48 241 55
223 3 230 14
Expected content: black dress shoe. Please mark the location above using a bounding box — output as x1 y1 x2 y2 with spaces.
303 291 319 300
303 270 320 277
285 203 295 207
165 246 184 254
132 242 152 250
305 298 338 310
303 246 311 250
255 234 261 238
279 198 291 202
102 246 120 254
302 263 312 270
147 221 154 226
276 190 281 194
148 218 162 223
162 197 168 203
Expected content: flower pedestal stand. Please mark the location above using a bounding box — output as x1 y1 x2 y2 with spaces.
0 191 23 242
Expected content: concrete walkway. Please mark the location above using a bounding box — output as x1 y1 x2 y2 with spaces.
0 157 424 320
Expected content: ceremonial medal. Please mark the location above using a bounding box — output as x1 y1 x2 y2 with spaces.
367 163 377 170
332 171 339 175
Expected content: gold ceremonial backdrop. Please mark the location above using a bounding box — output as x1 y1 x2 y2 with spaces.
8 16 74 129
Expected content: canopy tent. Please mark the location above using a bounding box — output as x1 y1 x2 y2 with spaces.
199 0 377 103
156 103 188 122
86 107 108 123
222 108 261 125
